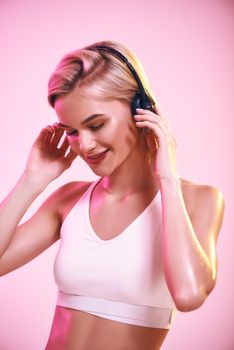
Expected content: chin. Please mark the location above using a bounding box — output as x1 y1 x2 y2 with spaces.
89 166 113 178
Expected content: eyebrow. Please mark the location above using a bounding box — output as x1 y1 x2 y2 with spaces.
58 113 108 129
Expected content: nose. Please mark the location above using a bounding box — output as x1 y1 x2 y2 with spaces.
71 133 97 155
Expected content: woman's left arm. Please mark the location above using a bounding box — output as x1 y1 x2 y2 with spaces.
159 177 225 312
134 105 225 312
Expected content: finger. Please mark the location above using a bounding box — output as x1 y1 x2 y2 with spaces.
135 113 173 138
65 148 78 163
135 113 163 124
138 120 178 148
43 127 55 144
59 136 70 152
136 108 170 129
33 125 54 145
134 115 171 137
135 120 165 143
51 128 65 146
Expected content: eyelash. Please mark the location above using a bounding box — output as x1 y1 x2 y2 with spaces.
66 130 77 136
66 123 104 136
89 123 104 131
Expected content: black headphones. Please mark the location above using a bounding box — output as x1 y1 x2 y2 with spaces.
88 45 155 117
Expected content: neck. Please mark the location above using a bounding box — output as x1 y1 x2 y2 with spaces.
98 134 159 199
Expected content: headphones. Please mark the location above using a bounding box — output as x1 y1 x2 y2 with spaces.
88 45 155 117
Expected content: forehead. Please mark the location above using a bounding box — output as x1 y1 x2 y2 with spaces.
54 90 131 125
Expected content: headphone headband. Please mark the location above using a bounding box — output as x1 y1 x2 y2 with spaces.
88 45 148 103
87 44 154 115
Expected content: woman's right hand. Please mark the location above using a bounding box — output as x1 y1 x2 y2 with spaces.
24 124 78 187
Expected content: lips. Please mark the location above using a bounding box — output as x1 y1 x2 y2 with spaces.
85 149 109 164
88 150 108 159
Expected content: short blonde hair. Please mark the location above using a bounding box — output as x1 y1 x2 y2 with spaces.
48 40 157 108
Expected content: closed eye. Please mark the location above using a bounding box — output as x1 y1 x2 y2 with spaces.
66 122 104 137
88 122 104 131
66 129 77 136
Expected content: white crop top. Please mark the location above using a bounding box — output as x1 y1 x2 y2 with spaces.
54 178 177 329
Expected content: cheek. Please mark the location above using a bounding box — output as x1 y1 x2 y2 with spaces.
114 120 139 149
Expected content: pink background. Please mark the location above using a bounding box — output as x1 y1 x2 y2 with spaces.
0 0 233 349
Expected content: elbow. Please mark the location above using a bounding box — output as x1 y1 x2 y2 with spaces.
174 278 217 312
174 290 211 312
175 297 205 312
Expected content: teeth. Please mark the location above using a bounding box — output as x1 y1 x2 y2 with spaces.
89 150 107 159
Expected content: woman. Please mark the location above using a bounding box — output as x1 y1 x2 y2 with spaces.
0 40 225 350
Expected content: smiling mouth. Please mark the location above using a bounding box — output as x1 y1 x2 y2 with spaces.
87 150 109 159
86 149 109 163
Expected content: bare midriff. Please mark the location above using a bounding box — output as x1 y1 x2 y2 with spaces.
45 305 170 350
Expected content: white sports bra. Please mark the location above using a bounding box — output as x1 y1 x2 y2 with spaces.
53 178 177 329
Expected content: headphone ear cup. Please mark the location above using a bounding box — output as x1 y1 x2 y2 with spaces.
131 92 155 116
142 98 155 113
131 92 143 116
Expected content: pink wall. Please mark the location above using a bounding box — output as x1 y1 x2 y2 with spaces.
0 0 233 349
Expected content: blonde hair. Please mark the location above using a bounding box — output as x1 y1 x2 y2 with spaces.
47 40 157 108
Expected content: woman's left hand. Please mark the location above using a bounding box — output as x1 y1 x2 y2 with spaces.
134 105 179 181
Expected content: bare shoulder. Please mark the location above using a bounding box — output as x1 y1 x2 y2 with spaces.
179 177 225 240
42 180 93 222
180 177 225 208
52 180 92 202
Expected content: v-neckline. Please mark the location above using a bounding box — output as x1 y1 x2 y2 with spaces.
85 178 161 244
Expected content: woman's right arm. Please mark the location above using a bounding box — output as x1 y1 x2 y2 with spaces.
0 124 78 276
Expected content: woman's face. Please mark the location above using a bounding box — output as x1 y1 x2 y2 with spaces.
54 88 144 176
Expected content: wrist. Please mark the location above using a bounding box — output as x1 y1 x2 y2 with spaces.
21 170 50 193
159 175 181 191
159 175 181 184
